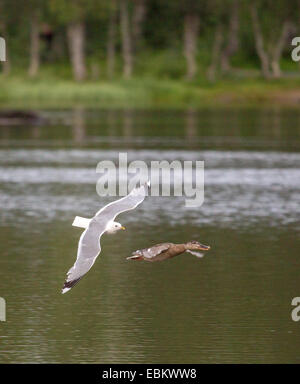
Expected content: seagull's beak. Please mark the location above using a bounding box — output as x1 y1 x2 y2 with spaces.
199 244 210 251
121 226 126 230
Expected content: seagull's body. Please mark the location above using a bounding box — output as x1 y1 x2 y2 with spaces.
127 241 210 262
62 183 149 294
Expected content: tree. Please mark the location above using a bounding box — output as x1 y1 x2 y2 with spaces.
206 0 226 81
183 12 199 80
270 20 292 78
28 9 41 77
183 1 200 80
0 0 12 75
132 0 147 52
49 0 89 81
67 20 86 81
250 2 272 78
120 0 133 78
249 0 293 79
207 24 223 82
119 0 148 78
107 0 118 78
220 0 239 73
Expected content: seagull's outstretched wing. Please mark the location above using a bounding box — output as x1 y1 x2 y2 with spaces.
62 183 149 294
95 182 149 219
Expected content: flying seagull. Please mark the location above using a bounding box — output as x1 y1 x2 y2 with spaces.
127 241 210 262
62 182 149 294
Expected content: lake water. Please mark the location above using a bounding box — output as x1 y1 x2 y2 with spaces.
0 108 300 363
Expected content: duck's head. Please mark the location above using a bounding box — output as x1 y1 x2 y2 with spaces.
186 240 210 251
106 221 126 234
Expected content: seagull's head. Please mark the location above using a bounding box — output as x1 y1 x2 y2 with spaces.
106 221 126 234
186 240 210 251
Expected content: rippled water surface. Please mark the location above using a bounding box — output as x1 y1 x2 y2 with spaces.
0 108 300 363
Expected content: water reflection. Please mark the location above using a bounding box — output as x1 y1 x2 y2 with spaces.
1 108 300 150
72 107 86 143
185 108 197 142
0 108 300 363
123 109 133 137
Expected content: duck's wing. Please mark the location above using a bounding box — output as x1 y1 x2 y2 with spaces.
62 183 149 294
139 243 172 259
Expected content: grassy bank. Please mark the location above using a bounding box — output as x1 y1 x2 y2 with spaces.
1 73 300 109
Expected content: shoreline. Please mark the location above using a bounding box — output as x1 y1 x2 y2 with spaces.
1 76 300 109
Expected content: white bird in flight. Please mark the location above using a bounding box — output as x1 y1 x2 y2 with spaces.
62 182 149 294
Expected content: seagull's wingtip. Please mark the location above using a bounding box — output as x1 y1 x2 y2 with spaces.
61 287 71 294
61 277 81 294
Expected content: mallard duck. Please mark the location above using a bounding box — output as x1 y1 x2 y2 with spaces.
127 240 210 262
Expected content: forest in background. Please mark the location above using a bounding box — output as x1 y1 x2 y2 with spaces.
1 0 300 107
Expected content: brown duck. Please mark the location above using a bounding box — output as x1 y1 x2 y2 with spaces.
127 241 210 262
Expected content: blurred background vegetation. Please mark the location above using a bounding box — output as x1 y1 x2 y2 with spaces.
1 0 300 107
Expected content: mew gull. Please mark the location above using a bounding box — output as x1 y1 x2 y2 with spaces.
62 182 149 294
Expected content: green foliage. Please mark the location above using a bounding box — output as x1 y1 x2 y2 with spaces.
0 0 300 97
1 67 300 109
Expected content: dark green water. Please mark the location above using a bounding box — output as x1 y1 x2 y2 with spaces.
0 108 300 363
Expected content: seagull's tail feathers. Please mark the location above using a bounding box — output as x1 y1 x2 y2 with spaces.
72 216 91 229
62 277 82 294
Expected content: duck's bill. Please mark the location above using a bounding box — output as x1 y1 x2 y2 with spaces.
121 226 126 230
199 244 210 251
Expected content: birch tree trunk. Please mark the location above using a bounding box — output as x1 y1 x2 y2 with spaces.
0 20 10 75
28 13 40 77
270 20 291 78
207 25 224 82
107 0 117 78
221 0 239 73
132 0 147 52
120 0 133 78
67 21 86 82
250 3 271 79
183 13 199 80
